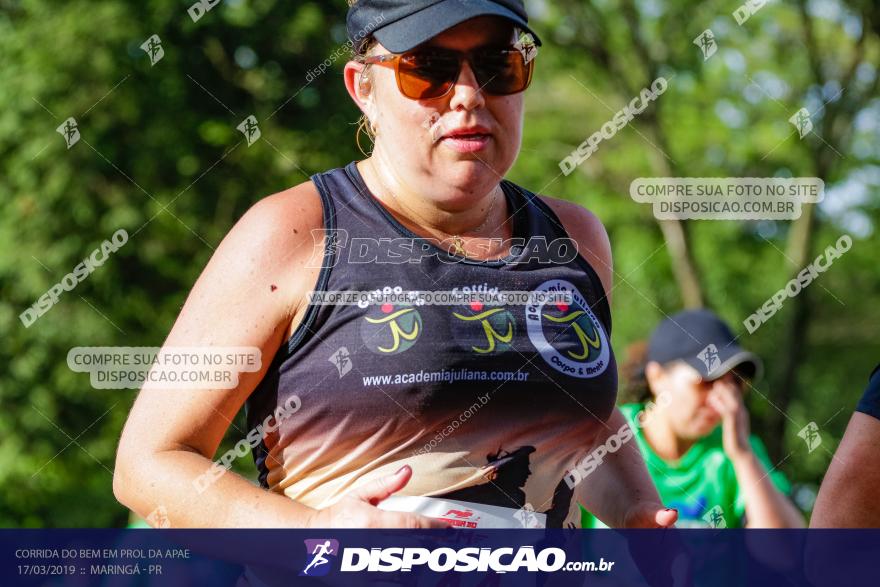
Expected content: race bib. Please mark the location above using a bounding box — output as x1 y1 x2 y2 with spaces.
378 496 546 529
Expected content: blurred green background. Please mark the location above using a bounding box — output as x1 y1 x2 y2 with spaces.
1 0 878 527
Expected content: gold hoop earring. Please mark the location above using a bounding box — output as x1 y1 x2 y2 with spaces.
355 115 374 157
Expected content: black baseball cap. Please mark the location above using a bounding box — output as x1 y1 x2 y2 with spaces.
346 0 543 54
646 309 763 382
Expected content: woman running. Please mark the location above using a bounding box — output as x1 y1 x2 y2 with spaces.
114 0 676 529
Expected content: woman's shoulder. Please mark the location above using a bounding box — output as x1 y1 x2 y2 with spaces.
248 179 324 230
212 180 325 297
531 193 613 296
200 179 328 333
230 180 324 254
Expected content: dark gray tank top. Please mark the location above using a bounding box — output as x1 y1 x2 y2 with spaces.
245 161 618 528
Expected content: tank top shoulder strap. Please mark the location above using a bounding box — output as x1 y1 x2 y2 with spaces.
308 162 369 229
503 180 568 242
505 180 613 335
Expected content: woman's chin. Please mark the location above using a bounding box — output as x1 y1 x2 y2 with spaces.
436 161 501 192
693 413 721 435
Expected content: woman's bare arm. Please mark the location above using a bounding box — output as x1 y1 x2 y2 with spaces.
811 411 880 527
706 381 804 527
113 182 324 527
542 197 676 528
733 453 804 528
578 408 678 527
113 182 445 529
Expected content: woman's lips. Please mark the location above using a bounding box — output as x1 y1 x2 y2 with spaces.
439 133 491 153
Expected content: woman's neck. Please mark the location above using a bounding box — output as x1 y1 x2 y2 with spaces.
641 411 697 463
358 154 506 239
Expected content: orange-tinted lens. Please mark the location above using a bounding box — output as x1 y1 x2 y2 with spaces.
473 49 533 95
397 51 460 99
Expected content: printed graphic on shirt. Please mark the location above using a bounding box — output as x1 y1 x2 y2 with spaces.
526 279 609 378
437 445 575 528
360 303 423 354
451 301 517 355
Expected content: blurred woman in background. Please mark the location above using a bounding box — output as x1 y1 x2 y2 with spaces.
580 309 804 528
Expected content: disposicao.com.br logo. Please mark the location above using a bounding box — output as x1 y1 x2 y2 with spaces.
300 540 615 574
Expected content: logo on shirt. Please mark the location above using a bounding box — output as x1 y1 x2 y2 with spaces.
361 303 422 354
451 301 516 354
438 508 479 528
300 539 339 576
526 279 609 378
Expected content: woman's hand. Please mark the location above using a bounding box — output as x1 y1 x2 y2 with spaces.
306 465 449 529
707 378 752 462
623 503 679 528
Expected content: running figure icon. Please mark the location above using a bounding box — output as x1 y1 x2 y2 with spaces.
302 540 337 576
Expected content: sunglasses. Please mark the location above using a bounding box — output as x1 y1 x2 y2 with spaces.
362 44 535 100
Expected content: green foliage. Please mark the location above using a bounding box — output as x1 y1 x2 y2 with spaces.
1 0 363 527
1 0 878 526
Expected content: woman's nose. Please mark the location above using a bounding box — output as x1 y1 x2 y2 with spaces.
448 59 486 111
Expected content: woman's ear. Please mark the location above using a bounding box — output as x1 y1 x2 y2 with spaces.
343 61 372 116
644 361 665 396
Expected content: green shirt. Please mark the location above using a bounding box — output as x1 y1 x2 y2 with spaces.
580 403 791 528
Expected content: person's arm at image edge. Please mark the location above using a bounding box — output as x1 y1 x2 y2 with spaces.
811 411 880 527
544 197 676 528
578 408 679 527
811 365 880 527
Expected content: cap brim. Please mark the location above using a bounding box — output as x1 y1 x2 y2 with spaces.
683 350 764 385
373 2 542 53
